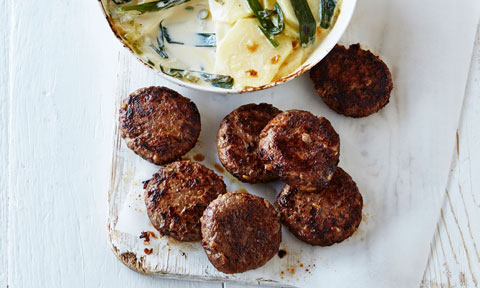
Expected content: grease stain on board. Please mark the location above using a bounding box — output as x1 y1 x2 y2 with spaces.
275 243 317 282
456 130 460 157
123 168 135 185
213 163 225 174
193 153 205 161
166 237 200 252
210 162 244 189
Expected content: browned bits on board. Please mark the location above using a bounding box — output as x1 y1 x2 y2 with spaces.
213 163 225 174
310 44 393 118
139 231 157 244
193 153 205 161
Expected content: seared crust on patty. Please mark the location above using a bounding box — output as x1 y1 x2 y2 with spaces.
277 168 363 246
217 103 281 183
201 192 282 274
310 44 393 118
144 160 226 242
258 110 340 191
119 86 201 165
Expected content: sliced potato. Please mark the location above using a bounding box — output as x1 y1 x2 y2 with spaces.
274 43 305 79
215 22 233 45
277 0 320 28
283 23 300 38
208 0 253 24
215 18 294 88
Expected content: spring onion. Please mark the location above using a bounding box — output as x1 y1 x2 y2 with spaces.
247 0 285 47
161 25 216 47
320 0 336 29
195 33 216 47
147 59 155 66
160 67 233 89
121 0 190 14
150 21 168 58
112 0 132 4
198 72 233 89
161 26 185 45
289 0 316 47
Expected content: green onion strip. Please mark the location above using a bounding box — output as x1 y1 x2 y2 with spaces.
289 0 316 47
121 0 191 14
247 0 285 48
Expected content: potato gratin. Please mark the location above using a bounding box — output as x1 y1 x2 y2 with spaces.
105 0 341 89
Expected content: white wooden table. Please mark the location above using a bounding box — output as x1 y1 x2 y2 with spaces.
1 1 479 287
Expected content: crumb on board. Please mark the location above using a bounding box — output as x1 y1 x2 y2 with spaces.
139 231 157 244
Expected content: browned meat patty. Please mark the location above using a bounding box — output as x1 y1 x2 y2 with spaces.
119 86 201 165
310 44 393 118
258 110 340 191
201 191 281 274
144 160 226 242
276 168 363 246
217 103 281 183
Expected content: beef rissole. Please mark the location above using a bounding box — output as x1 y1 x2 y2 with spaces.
310 44 393 118
217 103 281 183
119 86 201 165
145 160 226 242
201 191 281 273
259 110 340 191
277 168 363 246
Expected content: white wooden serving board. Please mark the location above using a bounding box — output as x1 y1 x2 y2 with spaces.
422 27 480 287
107 1 480 287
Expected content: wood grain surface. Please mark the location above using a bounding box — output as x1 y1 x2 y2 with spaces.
1 0 479 287
421 24 480 288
